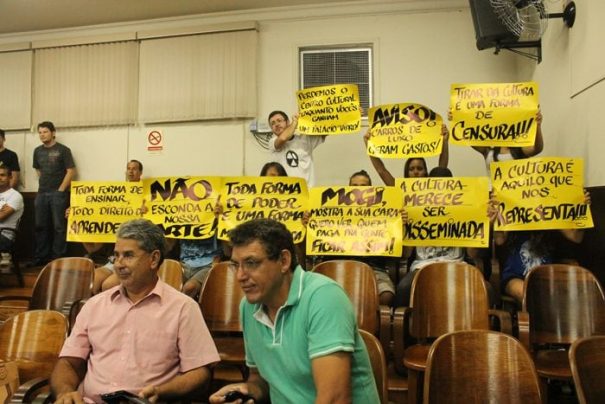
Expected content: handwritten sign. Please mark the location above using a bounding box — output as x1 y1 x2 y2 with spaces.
306 186 402 256
491 157 593 230
396 177 489 247
67 181 143 242
367 103 443 158
297 84 361 135
217 177 308 243
143 176 222 239
450 82 539 147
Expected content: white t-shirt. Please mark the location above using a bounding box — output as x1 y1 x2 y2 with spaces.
0 188 24 240
269 134 325 187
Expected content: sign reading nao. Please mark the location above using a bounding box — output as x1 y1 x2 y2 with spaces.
143 176 222 239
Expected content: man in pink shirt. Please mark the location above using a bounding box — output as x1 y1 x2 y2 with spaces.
51 219 220 403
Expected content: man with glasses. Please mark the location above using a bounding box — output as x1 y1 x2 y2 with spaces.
267 110 325 187
51 219 220 404
210 218 379 403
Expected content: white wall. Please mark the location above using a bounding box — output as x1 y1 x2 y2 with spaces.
519 0 605 187
1 1 522 190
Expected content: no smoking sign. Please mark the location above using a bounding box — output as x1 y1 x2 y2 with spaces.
147 130 164 153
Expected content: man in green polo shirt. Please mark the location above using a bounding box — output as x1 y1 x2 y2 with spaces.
209 218 379 404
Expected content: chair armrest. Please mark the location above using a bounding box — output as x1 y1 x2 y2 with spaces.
0 296 30 305
517 311 530 351
9 377 50 403
393 306 412 375
488 309 513 335
378 305 392 359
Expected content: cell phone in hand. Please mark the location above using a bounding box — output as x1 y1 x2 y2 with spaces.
224 390 255 402
100 390 151 404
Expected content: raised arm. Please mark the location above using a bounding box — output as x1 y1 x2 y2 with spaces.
521 109 544 157
51 357 87 404
273 115 299 151
363 130 395 186
438 124 449 168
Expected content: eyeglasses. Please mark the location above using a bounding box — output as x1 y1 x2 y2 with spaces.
228 257 268 273
108 251 148 264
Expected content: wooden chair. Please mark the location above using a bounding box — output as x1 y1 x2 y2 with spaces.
394 262 511 404
424 330 542 404
359 329 388 404
0 310 67 384
312 260 392 353
158 258 184 290
570 336 605 404
198 262 247 378
518 264 605 400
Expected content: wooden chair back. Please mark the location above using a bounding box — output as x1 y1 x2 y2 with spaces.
424 330 542 404
359 329 388 404
29 257 94 311
523 264 605 345
158 259 184 291
199 262 245 332
570 336 605 404
409 262 489 340
312 260 380 335
0 310 68 383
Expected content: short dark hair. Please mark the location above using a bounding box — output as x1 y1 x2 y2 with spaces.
268 110 288 123
429 167 453 178
229 218 297 271
0 129 5 139
116 219 166 267
349 169 372 185
0 165 11 176
37 121 56 132
129 159 143 172
260 162 288 176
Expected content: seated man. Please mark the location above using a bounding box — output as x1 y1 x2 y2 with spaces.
0 165 24 264
210 218 379 403
51 219 220 403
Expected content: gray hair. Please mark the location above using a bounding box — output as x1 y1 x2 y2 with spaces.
116 219 166 264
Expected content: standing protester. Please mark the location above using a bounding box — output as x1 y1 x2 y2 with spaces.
33 121 76 265
0 129 20 189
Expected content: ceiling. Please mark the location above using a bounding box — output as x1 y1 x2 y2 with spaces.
0 0 367 35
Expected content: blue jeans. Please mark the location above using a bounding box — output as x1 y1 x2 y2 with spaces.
34 191 69 261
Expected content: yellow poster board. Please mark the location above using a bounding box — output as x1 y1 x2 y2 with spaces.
297 84 361 135
306 186 403 256
217 177 308 243
142 176 222 239
367 103 443 158
491 157 593 231
449 82 539 147
396 177 490 247
67 181 143 243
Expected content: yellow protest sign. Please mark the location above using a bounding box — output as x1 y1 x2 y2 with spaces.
143 176 222 239
297 84 361 135
67 181 143 243
306 186 402 256
491 157 593 231
449 82 539 147
367 103 443 158
217 177 308 243
396 177 489 247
